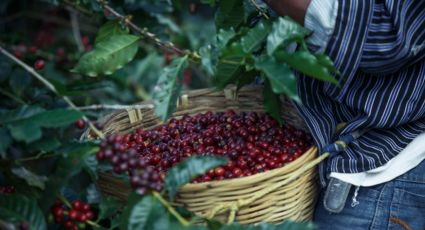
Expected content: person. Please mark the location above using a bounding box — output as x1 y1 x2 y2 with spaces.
264 0 425 229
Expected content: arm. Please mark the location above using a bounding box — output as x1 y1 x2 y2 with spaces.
267 0 425 77
263 0 311 25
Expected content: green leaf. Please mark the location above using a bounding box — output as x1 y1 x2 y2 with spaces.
153 55 188 121
220 224 256 230
259 221 316 230
2 108 82 143
31 109 83 128
0 127 12 157
83 154 98 180
0 195 46 230
263 79 283 125
0 56 12 82
72 35 140 77
255 56 299 102
267 17 310 55
9 69 32 96
216 28 237 50
110 213 123 230
0 106 45 124
164 156 228 201
11 167 48 190
7 121 42 143
200 28 236 76
315 53 339 74
236 70 257 91
212 43 247 89
98 197 122 221
39 142 98 213
95 20 129 44
200 0 216 6
121 193 167 230
206 219 224 230
241 21 271 53
32 138 61 152
215 0 244 29
275 51 338 84
200 46 218 76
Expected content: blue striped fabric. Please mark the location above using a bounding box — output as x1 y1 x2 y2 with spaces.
294 0 425 186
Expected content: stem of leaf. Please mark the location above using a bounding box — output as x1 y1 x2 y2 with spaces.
0 45 105 139
0 88 26 105
249 0 270 19
220 59 242 65
58 194 72 209
152 192 190 226
86 220 102 228
16 153 59 163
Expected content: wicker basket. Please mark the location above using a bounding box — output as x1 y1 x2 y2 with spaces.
92 86 325 225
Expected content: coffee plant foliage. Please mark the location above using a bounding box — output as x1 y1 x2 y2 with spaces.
0 0 334 229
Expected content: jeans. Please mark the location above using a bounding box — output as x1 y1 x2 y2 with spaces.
313 159 425 230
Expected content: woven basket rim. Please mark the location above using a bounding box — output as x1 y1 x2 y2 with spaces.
180 146 317 189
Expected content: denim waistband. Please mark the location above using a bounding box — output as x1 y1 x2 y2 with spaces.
395 159 425 183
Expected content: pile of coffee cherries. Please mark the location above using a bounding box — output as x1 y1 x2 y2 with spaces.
51 200 94 230
96 110 312 194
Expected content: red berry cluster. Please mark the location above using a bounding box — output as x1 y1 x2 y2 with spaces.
97 136 164 195
51 200 94 230
0 185 16 194
97 111 312 193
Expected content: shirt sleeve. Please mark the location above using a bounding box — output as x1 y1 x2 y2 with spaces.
303 0 339 53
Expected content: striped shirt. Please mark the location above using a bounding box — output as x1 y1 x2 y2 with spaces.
295 0 425 185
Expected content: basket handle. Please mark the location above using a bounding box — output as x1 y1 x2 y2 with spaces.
205 152 329 224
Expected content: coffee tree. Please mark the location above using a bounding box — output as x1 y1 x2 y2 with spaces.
0 0 336 229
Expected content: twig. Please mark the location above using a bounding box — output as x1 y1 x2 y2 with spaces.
0 45 105 139
96 0 201 61
249 0 270 19
69 9 85 52
86 220 102 228
0 88 26 105
58 194 72 208
16 153 59 163
76 104 154 110
152 192 190 226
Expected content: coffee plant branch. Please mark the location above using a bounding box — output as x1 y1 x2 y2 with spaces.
15 152 61 163
0 45 105 139
0 88 26 105
96 0 201 62
152 192 190 226
249 0 270 19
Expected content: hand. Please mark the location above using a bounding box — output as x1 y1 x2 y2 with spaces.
264 0 312 25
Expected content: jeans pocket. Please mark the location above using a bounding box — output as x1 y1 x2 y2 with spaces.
389 182 425 230
394 181 425 208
